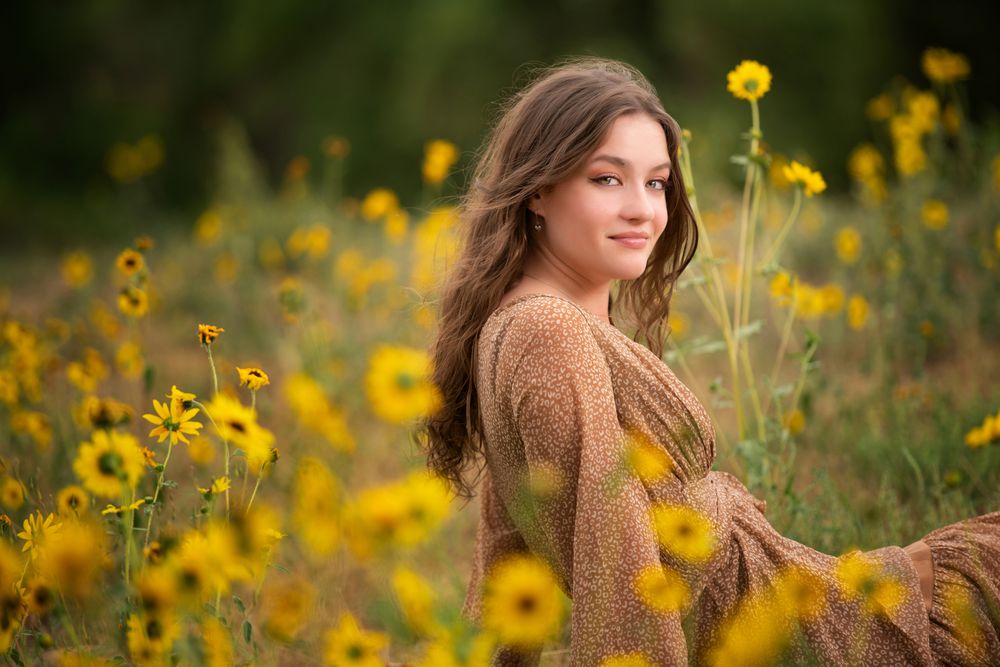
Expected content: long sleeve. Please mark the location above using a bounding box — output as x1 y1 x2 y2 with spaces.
504 302 688 666
462 467 542 667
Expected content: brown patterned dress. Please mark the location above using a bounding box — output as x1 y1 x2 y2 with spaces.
461 293 1000 666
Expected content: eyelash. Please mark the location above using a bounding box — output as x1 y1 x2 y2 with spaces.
592 175 671 191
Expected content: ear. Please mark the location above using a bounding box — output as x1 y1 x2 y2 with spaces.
527 191 545 217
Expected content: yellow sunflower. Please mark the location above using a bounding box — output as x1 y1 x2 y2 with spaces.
237 366 270 391
650 503 716 563
197 323 224 346
599 653 658 667
322 611 389 667
633 563 690 613
16 512 62 560
782 161 827 197
56 485 90 515
481 553 565 650
115 249 144 276
364 344 443 424
73 429 147 498
117 285 149 318
726 60 772 101
142 398 202 446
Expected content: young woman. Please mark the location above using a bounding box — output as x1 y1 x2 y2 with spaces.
422 57 1000 666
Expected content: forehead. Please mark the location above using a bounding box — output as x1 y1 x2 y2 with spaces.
592 113 670 160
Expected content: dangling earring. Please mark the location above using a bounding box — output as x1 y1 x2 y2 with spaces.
533 214 544 232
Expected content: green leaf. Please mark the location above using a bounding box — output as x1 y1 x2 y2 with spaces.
735 320 764 340
243 620 253 643
143 365 156 394
10 648 25 667
233 595 245 614
730 154 749 166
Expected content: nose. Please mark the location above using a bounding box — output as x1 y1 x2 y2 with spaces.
621 181 656 223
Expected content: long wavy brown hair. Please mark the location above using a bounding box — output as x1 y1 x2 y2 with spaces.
421 56 698 501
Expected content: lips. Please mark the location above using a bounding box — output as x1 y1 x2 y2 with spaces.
609 233 649 240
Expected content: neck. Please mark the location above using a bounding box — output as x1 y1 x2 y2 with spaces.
519 253 613 324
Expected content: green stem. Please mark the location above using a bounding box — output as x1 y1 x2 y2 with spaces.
143 442 174 551
124 487 136 587
246 464 267 512
762 188 803 268
764 302 799 416
56 586 83 651
192 400 231 519
206 346 219 398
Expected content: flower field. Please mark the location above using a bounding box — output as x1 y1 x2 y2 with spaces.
1 50 999 666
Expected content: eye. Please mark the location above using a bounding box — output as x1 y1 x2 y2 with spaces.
648 178 668 191
592 175 621 186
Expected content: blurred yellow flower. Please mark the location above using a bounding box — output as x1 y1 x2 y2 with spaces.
113 341 143 378
820 283 845 314
895 139 927 176
921 199 949 230
61 251 93 288
847 294 870 331
73 429 147 498
205 394 274 473
186 435 216 465
772 565 827 620
624 428 673 484
651 503 716 563
0 477 24 510
237 366 270 391
116 249 144 276
482 554 564 650
127 612 180 665
261 575 316 643
365 344 443 424
56 485 90 516
384 208 409 245
34 517 110 601
835 227 862 264
782 161 826 197
17 512 62 560
423 139 459 185
322 611 388 667
195 208 223 246
323 135 351 159
921 47 970 84
117 285 149 318
284 155 310 182
392 565 443 637
633 563 689 613
848 144 885 182
11 410 53 451
360 188 399 221
200 616 233 667
866 93 894 121
600 653 657 667
834 550 907 618
726 60 772 101
784 409 805 436
920 319 936 337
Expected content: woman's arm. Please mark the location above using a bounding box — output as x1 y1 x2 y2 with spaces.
505 300 689 666
461 468 542 666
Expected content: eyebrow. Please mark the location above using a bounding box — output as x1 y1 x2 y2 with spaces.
591 154 672 172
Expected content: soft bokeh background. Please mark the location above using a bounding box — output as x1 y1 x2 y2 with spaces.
2 0 999 245
1 2 999 665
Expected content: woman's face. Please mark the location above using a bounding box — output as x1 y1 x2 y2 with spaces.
528 112 672 286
